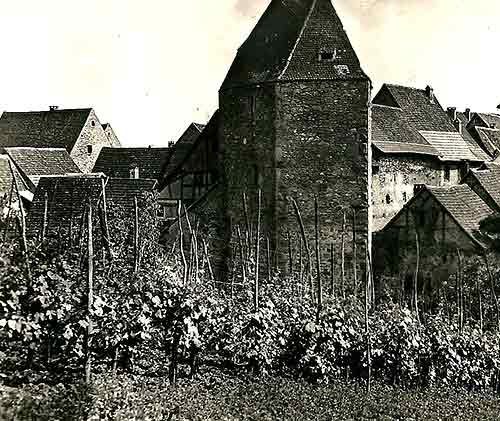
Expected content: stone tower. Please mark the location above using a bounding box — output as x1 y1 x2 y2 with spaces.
219 0 372 277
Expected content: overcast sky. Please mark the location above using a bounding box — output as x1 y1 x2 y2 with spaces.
1 0 499 146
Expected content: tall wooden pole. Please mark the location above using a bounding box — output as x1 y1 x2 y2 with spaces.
352 207 358 296
177 201 187 284
266 236 271 284
314 197 322 320
101 177 112 260
330 243 335 298
254 189 261 312
291 198 313 300
41 192 48 242
365 240 372 395
134 196 140 273
3 179 15 242
457 249 463 333
287 230 293 274
413 229 421 325
485 254 500 332
85 203 94 384
341 211 346 300
237 226 247 284
242 191 251 261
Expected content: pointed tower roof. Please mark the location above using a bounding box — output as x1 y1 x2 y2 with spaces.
221 0 368 91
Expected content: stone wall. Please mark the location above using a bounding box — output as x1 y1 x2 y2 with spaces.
372 155 463 231
71 110 115 173
220 78 371 281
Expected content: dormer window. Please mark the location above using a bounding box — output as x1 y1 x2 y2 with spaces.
130 166 140 179
319 50 336 62
87 145 93 154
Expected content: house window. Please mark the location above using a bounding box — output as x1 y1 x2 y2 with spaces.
372 164 380 176
87 145 93 154
386 194 392 204
444 166 450 182
403 192 407 202
91 120 96 127
319 51 336 62
130 166 140 179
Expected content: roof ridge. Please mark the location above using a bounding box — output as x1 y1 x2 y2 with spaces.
384 83 425 92
371 103 402 110
278 0 317 80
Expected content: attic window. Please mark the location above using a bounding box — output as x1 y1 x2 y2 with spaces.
91 120 96 127
130 166 140 179
319 51 336 62
87 145 93 154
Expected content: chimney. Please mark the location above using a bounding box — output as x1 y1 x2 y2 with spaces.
465 108 471 122
168 141 175 148
414 184 426 196
447 107 457 121
425 85 434 103
454 118 463 134
49 105 59 111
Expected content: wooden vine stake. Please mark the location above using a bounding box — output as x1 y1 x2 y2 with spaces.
183 204 195 284
266 236 271 284
133 196 140 273
237 226 247 284
413 229 421 325
41 192 48 242
485 254 500 332
314 197 322 321
3 179 14 242
330 243 335 299
341 211 346 300
352 207 358 296
364 239 372 395
287 230 293 274
291 198 313 300
85 202 94 384
457 248 464 333
101 177 112 261
177 201 188 285
242 191 251 261
254 189 261 312
9 159 31 282
202 239 215 284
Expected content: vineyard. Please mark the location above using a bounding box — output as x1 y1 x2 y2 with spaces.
1 191 500 419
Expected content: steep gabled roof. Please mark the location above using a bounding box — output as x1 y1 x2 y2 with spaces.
473 113 500 130
372 85 484 162
0 155 30 194
93 147 172 182
466 165 500 211
452 112 490 161
5 147 81 190
0 108 92 151
164 122 206 179
475 127 500 156
221 0 368 90
27 175 157 237
382 184 494 249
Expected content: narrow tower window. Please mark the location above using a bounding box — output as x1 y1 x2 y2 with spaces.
319 51 336 62
87 145 93 154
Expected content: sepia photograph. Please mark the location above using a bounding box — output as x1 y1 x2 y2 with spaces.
1 0 500 419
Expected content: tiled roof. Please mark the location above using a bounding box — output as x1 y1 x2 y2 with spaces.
27 175 156 237
372 85 483 162
419 131 482 162
374 85 457 132
93 147 172 182
372 140 439 156
5 147 81 189
468 165 500 211
476 127 500 155
164 122 206 179
475 113 500 130
221 0 368 90
0 108 92 151
429 184 495 245
455 112 490 160
0 155 29 195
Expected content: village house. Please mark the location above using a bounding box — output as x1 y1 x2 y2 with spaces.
371 84 486 231
0 107 120 173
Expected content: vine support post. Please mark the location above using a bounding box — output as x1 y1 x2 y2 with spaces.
101 177 112 261
266 236 271 284
134 196 140 273
314 196 322 321
41 191 48 242
177 201 188 285
202 239 215 284
287 230 293 274
183 204 195 285
457 248 464 333
330 242 335 299
254 189 261 312
242 191 251 262
2 179 14 242
237 226 247 285
85 201 94 385
291 198 313 301
485 253 500 332
364 239 372 396
341 211 346 300
413 228 420 325
352 207 358 296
